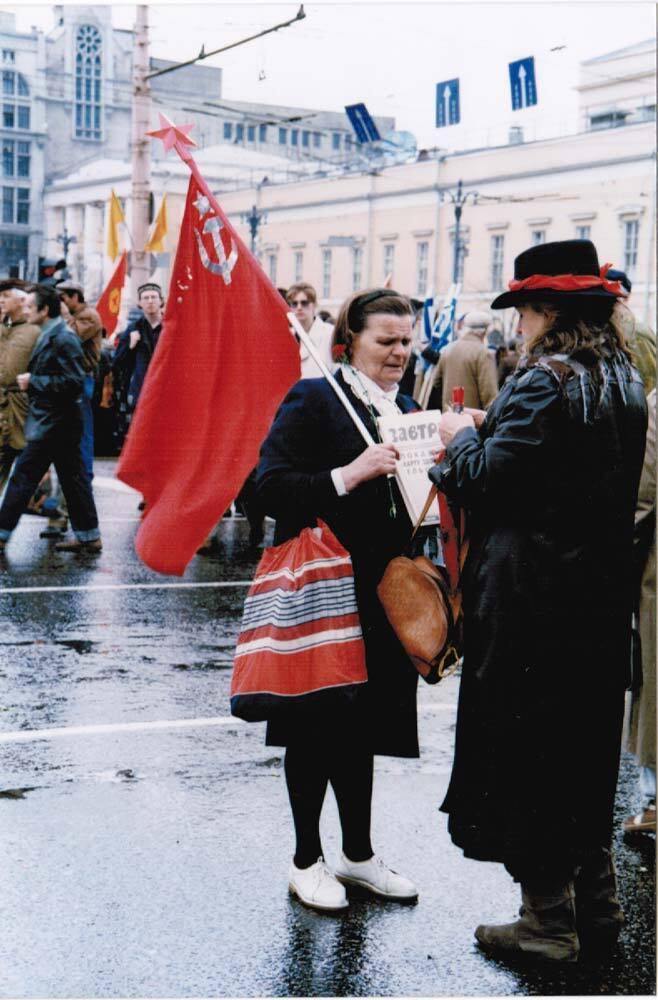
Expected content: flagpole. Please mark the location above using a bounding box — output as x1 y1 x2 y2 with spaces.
287 312 375 448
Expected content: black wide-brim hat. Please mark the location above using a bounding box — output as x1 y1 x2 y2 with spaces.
491 239 624 310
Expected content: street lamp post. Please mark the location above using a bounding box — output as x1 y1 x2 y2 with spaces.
242 204 268 257
56 227 77 260
444 179 478 285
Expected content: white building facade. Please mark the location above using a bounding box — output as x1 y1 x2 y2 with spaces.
41 38 656 327
0 11 46 277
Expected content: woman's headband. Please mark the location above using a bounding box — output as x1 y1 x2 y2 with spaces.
347 289 403 331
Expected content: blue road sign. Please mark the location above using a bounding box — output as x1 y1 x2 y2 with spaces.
345 103 381 143
509 56 537 110
435 78 460 127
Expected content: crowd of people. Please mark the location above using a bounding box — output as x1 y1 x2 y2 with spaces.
0 236 654 964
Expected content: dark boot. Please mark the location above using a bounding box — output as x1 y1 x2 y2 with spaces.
574 848 624 950
475 882 580 963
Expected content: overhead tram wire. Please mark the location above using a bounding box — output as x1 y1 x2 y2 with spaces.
145 4 306 80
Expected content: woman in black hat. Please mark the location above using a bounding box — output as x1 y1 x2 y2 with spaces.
430 240 647 962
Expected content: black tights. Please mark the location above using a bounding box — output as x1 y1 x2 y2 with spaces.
284 744 374 869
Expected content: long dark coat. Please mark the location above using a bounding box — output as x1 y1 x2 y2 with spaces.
255 370 420 758
431 352 647 876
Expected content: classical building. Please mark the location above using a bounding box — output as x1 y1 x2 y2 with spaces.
43 142 321 300
1 4 393 280
40 36 656 328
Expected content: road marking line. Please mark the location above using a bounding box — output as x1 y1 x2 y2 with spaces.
0 716 244 743
0 703 455 744
0 581 253 595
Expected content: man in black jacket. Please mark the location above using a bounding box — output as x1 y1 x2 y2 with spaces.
112 282 164 422
0 285 101 554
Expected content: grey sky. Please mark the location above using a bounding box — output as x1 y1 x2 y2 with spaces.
9 2 656 150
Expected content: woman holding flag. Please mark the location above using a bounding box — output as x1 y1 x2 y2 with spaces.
255 288 422 913
430 240 647 962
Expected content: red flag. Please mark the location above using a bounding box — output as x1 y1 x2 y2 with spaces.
116 171 300 575
96 251 128 336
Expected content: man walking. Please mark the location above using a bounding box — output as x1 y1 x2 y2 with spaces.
286 283 334 378
0 279 40 492
431 310 498 411
56 279 102 481
0 285 101 554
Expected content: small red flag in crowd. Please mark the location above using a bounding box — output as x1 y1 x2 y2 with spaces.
116 146 300 575
96 250 128 337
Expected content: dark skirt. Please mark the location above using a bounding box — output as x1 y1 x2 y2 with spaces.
266 583 419 758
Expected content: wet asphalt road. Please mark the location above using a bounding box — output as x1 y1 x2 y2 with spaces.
0 459 655 998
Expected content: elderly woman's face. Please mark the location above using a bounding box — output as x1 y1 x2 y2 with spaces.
351 312 412 391
516 304 549 344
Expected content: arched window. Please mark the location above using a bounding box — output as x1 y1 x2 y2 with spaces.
75 24 102 140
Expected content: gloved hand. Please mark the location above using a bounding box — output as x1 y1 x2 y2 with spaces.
421 346 440 365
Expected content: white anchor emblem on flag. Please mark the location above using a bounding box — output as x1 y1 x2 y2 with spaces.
193 192 239 285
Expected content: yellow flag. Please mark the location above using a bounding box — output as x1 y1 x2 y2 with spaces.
107 190 125 261
144 194 168 253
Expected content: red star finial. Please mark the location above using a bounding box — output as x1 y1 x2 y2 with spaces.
146 113 197 153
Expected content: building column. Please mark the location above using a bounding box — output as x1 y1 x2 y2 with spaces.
82 202 103 301
64 203 84 282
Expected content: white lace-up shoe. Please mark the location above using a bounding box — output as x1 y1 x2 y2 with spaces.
334 852 419 901
288 857 349 912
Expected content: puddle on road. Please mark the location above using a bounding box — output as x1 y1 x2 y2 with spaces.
54 639 97 655
0 786 37 799
173 661 234 671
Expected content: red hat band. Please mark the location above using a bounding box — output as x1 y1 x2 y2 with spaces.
508 263 624 297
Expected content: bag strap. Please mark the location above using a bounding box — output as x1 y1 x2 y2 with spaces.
411 485 438 540
411 481 464 596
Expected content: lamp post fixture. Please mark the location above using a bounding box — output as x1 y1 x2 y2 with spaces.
443 179 478 285
56 226 77 260
241 204 268 257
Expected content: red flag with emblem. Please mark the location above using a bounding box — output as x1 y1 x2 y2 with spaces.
96 250 127 336
116 165 300 576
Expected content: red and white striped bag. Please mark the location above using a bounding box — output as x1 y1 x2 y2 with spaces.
230 520 367 722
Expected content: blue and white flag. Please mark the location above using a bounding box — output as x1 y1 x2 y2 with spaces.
421 291 459 371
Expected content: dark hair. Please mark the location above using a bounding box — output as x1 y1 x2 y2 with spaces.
525 299 631 365
332 288 412 360
29 284 61 318
138 282 164 302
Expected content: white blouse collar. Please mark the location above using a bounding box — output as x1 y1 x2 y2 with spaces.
342 365 401 410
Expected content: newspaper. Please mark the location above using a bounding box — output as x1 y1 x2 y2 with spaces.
377 409 442 526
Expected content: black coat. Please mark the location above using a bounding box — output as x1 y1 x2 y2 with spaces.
24 318 85 442
255 370 421 758
112 316 162 409
430 353 647 873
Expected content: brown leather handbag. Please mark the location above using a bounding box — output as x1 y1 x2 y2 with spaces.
377 485 467 684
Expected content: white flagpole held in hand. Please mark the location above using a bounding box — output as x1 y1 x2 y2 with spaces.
287 311 375 448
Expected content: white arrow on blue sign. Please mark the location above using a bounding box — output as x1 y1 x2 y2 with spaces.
509 56 538 111
435 78 460 127
345 103 381 143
